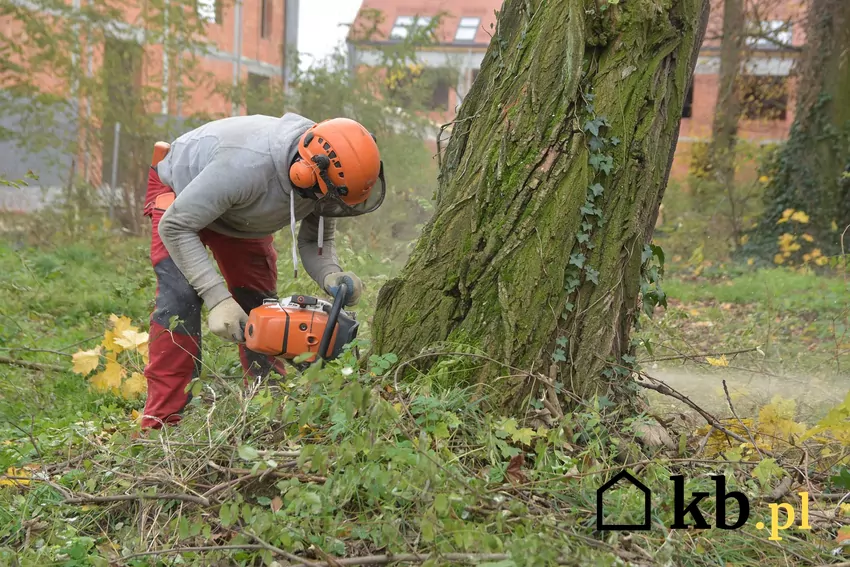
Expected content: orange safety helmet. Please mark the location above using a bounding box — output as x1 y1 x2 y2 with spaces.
288 118 385 217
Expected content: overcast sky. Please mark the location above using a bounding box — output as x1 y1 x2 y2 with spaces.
297 0 364 69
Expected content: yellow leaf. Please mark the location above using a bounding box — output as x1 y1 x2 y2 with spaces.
816 256 829 266
739 234 749 245
114 329 149 352
102 330 123 354
72 347 102 375
0 467 31 486
747 258 755 266
90 361 125 393
811 248 822 258
832 220 839 232
759 175 770 183
121 372 147 399
790 211 809 224
840 503 850 516
110 314 135 335
777 208 794 224
706 355 729 367
774 254 785 265
802 233 814 242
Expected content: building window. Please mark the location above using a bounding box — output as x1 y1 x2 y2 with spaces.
261 0 273 38
390 16 431 40
740 75 788 121
455 17 480 42
682 81 693 118
197 0 221 24
745 20 792 50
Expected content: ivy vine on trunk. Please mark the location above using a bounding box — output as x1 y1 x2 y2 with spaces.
371 0 710 415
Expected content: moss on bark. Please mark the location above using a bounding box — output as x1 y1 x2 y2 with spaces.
372 0 710 414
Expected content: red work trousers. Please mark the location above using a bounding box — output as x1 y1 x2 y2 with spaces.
141 166 285 430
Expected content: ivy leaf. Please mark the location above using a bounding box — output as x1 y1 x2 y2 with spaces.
564 302 575 312
589 152 605 171
580 203 596 216
569 254 586 269
589 136 605 152
576 232 590 244
610 136 621 146
552 349 566 362
589 183 604 197
650 243 665 268
622 354 636 365
586 267 599 285
556 336 568 347
642 244 654 264
565 277 580 292
582 221 593 231
583 119 600 136
599 155 614 175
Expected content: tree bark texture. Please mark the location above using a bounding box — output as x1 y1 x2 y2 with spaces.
372 0 710 411
708 0 744 187
753 0 850 252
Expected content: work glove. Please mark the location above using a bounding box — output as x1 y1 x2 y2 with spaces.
323 271 363 306
208 297 249 343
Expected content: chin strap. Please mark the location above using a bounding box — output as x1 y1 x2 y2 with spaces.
318 216 324 256
290 190 298 279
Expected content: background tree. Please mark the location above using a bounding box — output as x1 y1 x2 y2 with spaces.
372 0 710 414
748 0 850 261
706 0 745 222
0 0 215 235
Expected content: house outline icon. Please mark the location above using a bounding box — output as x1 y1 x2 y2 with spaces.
596 470 652 531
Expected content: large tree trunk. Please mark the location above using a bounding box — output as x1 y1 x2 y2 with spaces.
752 0 850 254
708 0 743 180
372 0 710 413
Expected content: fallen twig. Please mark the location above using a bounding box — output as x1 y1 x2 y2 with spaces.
0 355 66 373
205 463 324 486
722 379 765 459
289 553 516 567
241 530 321 566
640 347 759 364
636 373 759 450
0 346 73 358
124 544 267 560
64 492 210 506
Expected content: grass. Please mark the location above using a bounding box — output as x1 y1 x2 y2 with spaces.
0 227 848 566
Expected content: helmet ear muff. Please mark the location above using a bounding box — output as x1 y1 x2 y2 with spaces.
289 159 318 189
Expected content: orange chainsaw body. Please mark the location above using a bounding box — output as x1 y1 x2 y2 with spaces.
245 294 358 363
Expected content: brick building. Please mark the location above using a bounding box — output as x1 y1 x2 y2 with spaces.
0 0 300 206
346 0 806 179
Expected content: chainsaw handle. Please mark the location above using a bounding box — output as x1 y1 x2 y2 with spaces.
318 282 347 360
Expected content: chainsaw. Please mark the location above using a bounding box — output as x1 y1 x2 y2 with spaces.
244 283 359 369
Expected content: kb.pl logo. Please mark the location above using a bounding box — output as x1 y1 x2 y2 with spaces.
597 471 811 540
